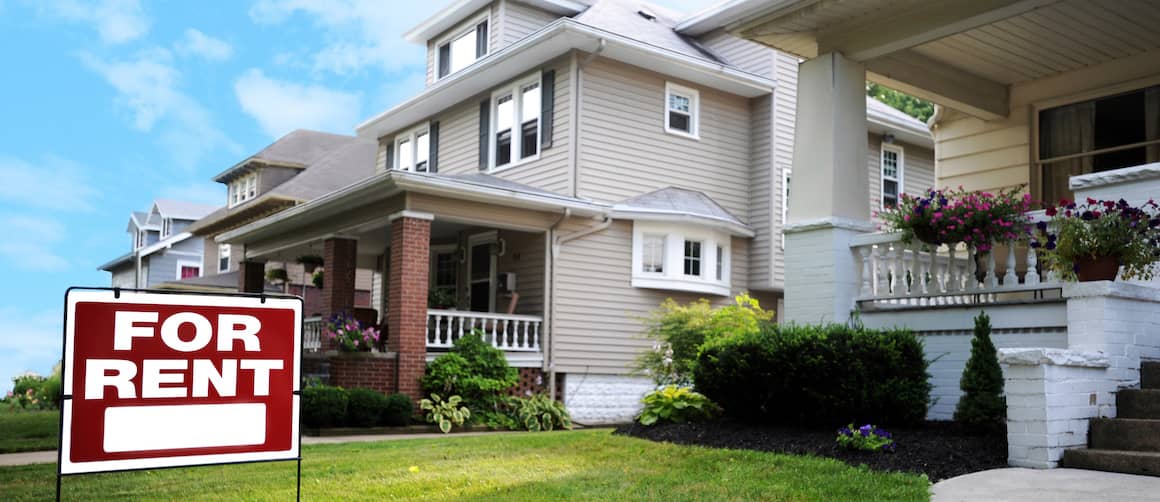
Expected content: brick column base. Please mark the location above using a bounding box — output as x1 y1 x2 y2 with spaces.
387 213 431 403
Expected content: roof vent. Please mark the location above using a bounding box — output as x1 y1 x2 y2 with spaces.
637 8 657 21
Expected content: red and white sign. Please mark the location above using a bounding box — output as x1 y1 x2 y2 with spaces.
61 289 301 474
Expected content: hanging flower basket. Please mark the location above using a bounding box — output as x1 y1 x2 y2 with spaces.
297 255 324 274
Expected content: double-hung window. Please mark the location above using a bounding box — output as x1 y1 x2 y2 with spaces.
881 144 903 209
665 82 699 138
395 126 430 172
436 16 488 80
632 223 731 296
161 218 171 238
715 245 724 281
641 234 665 274
229 173 258 207
683 240 702 277
218 243 231 273
490 74 541 170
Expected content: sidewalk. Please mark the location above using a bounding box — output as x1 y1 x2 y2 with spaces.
0 430 524 467
932 467 1160 501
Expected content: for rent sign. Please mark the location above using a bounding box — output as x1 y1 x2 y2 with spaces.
61 289 301 474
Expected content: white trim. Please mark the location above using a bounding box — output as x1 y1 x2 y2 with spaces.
433 11 490 81
783 217 876 234
175 259 202 279
664 82 700 139
138 232 194 258
630 221 731 296
218 243 231 273
404 0 491 43
229 172 259 208
388 210 435 222
781 168 791 250
393 124 431 172
611 207 754 237
489 71 543 172
880 143 904 210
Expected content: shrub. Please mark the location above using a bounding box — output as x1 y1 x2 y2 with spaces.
636 386 719 426
836 424 896 453
694 323 931 426
420 393 470 433
421 332 517 405
6 368 61 411
955 311 1006 431
511 395 572 431
637 294 774 386
383 393 414 426
302 384 348 428
346 388 389 427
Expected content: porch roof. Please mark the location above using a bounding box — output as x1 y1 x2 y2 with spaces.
216 170 610 245
155 271 282 293
687 0 1160 120
612 187 755 237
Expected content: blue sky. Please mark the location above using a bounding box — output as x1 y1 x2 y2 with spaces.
0 0 716 393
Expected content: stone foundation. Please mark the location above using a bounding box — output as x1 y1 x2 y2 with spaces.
563 374 654 425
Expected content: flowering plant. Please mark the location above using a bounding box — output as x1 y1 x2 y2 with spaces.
879 186 1034 252
836 423 896 453
325 312 381 352
1032 198 1160 281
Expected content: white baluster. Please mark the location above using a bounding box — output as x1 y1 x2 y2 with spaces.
859 246 872 298
1026 243 1041 286
900 243 914 300
918 246 930 303
985 248 998 289
532 322 541 350
948 245 960 295
965 246 978 291
873 245 888 297
1004 243 1018 287
885 243 898 297
520 321 529 349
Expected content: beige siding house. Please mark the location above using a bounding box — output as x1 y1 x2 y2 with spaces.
214 0 933 423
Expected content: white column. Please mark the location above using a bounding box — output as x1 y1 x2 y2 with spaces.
783 52 872 324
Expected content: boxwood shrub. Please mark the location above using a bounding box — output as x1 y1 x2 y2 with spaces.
302 384 348 428
346 388 389 427
383 393 415 426
694 323 931 426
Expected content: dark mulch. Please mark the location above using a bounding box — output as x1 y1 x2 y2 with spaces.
615 420 1006 482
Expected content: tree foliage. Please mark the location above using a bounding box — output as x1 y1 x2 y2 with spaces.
867 83 934 123
954 311 1006 431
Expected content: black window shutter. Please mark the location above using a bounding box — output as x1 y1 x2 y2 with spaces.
385 141 395 171
478 99 490 170
476 21 488 58
541 70 556 150
428 120 440 173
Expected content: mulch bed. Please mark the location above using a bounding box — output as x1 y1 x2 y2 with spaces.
615 420 1006 482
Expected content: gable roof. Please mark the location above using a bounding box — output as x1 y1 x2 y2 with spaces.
574 1 720 63
151 199 218 221
612 187 754 237
866 97 932 148
213 130 356 183
127 211 158 232
404 0 589 43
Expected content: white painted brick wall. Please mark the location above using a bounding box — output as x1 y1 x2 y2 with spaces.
563 374 654 425
1065 282 1160 388
783 223 871 324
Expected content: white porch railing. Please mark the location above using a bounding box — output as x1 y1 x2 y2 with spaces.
851 212 1063 307
304 316 323 352
427 309 542 351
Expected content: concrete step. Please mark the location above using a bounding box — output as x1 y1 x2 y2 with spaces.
1063 449 1160 477
1143 361 1160 390
1089 418 1160 452
1118 389 1160 420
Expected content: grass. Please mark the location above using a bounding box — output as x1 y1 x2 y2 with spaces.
0 429 928 501
0 410 59 453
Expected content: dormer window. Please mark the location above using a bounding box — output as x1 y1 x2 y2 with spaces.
161 218 171 238
435 15 488 80
135 230 146 250
395 126 431 172
228 173 258 207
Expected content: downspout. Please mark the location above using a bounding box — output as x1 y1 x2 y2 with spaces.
547 213 612 400
545 208 571 399
570 38 605 198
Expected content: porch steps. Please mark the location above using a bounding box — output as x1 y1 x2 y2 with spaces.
1062 361 1160 476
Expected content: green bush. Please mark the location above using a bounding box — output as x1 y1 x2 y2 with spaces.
302 384 348 428
636 386 719 426
421 332 517 405
420 393 470 433
955 311 1006 431
383 393 414 426
346 388 389 427
511 395 572 431
6 365 61 411
694 323 931 426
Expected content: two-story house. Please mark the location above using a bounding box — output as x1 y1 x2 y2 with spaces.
213 0 933 423
159 129 380 317
99 199 218 288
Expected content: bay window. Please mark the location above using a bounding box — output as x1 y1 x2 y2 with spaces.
631 222 731 296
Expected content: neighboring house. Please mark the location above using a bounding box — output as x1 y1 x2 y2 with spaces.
158 129 379 316
99 199 218 289
691 0 1160 472
210 0 931 424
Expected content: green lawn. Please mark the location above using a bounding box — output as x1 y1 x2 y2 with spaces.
0 429 928 501
0 410 59 453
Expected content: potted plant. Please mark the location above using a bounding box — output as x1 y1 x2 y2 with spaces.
324 311 381 352
297 255 324 274
428 288 457 309
879 185 1034 252
1033 198 1160 281
266 268 289 284
312 269 324 289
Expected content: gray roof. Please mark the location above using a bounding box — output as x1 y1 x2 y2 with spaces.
215 130 356 182
867 97 926 130
615 187 745 226
159 271 282 293
266 138 377 201
152 199 218 221
441 172 563 197
575 1 721 63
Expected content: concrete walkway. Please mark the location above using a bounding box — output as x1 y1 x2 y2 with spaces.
0 430 524 467
932 468 1160 501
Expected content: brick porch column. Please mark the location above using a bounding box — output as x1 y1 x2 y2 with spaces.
238 260 266 293
387 211 432 402
322 237 357 351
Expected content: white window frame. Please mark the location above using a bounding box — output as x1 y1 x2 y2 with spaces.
631 222 731 296
434 13 489 81
640 233 666 275
488 71 542 173
394 125 431 172
161 218 171 238
664 82 700 139
175 260 201 280
218 243 231 273
683 239 703 277
135 229 146 250
781 168 791 250
880 144 904 210
228 173 258 208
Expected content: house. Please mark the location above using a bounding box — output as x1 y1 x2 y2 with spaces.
211 0 932 424
158 129 380 317
688 0 1160 472
99 199 218 288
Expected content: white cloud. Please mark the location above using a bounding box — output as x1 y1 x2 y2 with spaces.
0 307 64 395
176 28 233 61
80 50 239 169
0 214 69 271
235 69 361 138
0 155 98 211
37 0 149 44
248 0 435 76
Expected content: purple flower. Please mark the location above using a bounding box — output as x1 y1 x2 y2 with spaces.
859 424 872 437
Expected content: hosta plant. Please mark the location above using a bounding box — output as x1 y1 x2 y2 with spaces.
420 393 470 433
513 394 572 432
636 385 719 426
836 424 896 453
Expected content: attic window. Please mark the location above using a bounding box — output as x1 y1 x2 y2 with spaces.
436 15 489 80
637 9 657 21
